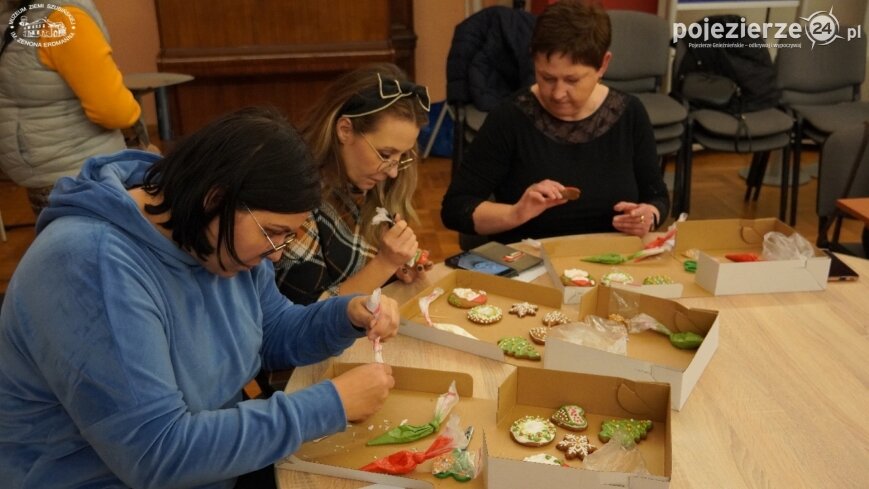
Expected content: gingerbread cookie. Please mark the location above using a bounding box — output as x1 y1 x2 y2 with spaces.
601 271 634 286
467 304 503 325
562 186 581 200
643 274 674 285
556 434 597 461
598 419 653 443
447 288 487 308
509 302 538 318
523 453 565 466
497 337 541 361
509 415 556 447
550 404 588 431
560 268 595 287
528 327 549 345
542 310 569 327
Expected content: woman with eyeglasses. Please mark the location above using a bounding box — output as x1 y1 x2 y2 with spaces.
274 63 431 305
441 1 670 244
0 107 399 489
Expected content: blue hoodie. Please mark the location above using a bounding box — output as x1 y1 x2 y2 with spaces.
0 151 364 488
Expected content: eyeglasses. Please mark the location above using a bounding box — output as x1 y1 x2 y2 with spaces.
359 133 416 173
244 204 295 259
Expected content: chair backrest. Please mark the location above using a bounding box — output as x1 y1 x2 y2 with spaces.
604 10 671 93
776 33 867 106
818 123 869 218
445 5 536 111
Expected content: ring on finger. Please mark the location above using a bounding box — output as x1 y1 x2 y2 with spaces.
640 215 646 223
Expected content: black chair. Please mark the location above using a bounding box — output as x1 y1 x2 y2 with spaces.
445 5 535 250
816 123 869 254
604 10 689 215
775 32 869 226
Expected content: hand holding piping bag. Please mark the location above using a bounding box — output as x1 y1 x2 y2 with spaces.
366 288 384 363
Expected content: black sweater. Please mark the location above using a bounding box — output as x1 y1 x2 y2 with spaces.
441 88 670 245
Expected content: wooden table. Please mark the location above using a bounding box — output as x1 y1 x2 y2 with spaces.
836 197 869 225
277 253 869 489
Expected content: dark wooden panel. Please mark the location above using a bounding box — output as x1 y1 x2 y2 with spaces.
154 0 415 136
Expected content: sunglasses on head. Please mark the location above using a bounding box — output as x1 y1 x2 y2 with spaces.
340 73 431 118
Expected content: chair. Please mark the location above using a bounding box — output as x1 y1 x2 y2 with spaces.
775 32 869 226
816 123 869 253
604 10 689 216
672 42 794 220
445 5 535 250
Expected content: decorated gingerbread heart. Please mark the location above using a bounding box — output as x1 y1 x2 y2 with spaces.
550 404 588 431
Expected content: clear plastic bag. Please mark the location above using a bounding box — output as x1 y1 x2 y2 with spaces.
583 428 650 475
548 315 628 355
762 231 814 261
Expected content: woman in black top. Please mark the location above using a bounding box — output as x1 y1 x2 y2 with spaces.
441 0 669 245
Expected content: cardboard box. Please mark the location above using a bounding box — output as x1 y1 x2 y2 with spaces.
541 235 690 303
675 218 831 295
280 364 672 489
399 269 570 366
544 286 720 411
398 271 719 410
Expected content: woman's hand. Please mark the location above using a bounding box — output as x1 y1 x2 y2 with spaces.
510 179 570 226
332 363 394 422
394 262 428 284
612 201 658 237
376 214 419 270
348 294 400 341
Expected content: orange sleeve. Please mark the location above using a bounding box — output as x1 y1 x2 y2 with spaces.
38 6 141 129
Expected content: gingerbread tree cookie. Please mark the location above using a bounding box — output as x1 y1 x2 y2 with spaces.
598 419 653 443
497 337 541 361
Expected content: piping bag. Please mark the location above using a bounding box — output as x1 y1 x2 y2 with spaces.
361 415 466 474
365 288 383 363
366 381 459 446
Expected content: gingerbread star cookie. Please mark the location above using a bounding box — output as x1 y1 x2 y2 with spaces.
509 302 538 318
447 288 487 309
497 337 541 361
598 419 653 443
509 415 556 447
467 304 503 325
556 434 597 461
542 310 569 326
550 404 588 431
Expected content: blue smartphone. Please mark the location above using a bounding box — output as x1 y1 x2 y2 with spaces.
445 252 517 277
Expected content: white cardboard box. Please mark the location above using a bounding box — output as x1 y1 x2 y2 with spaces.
280 364 672 489
398 271 719 410
544 286 720 411
675 218 831 295
541 235 687 304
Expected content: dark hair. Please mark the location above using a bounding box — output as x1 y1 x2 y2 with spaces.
142 106 321 265
0 1 34 59
531 0 611 69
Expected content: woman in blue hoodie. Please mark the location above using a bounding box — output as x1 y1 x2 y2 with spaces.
0 106 398 489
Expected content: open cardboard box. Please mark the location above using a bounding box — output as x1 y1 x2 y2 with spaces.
544 286 720 411
398 269 570 366
398 271 718 410
280 364 672 489
675 218 831 295
541 235 693 303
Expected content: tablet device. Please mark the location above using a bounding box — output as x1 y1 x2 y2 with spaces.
823 249 859 282
445 251 518 277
